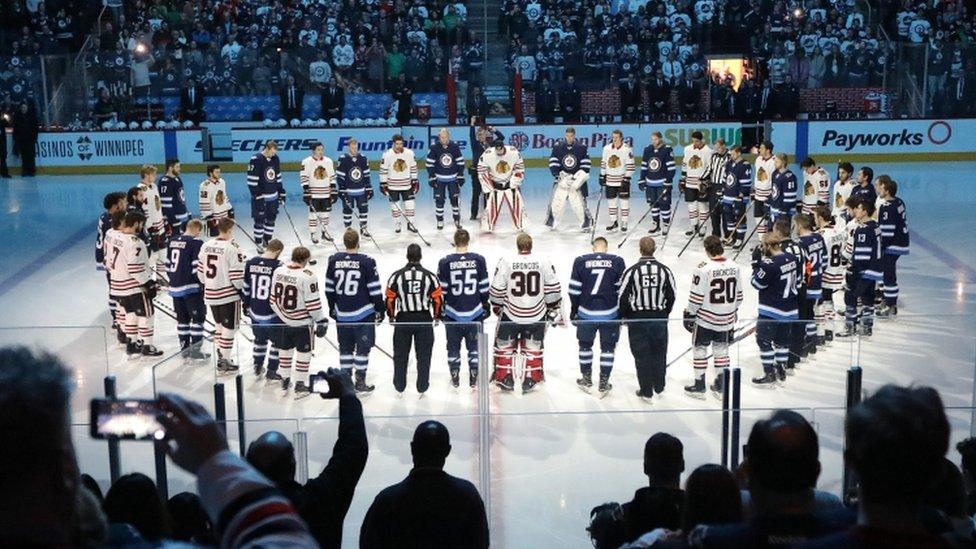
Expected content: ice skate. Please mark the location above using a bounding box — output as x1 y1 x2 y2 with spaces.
354 371 375 394
294 381 311 399
684 377 706 397
576 372 593 393
141 344 163 357
493 372 515 391
450 369 460 389
597 374 612 397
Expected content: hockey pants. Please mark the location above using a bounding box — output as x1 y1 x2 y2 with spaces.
692 326 731 379
308 198 331 238
722 201 746 241
274 325 313 384
882 253 900 307
251 322 280 373
483 187 524 231
493 320 545 382
446 322 480 375
337 322 374 372
251 198 279 245
605 184 630 226
844 276 876 330
576 321 620 377
644 186 672 229
173 293 206 349
756 317 792 375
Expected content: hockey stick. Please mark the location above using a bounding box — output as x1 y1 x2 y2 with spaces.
589 192 604 244
307 201 342 252
389 196 431 247
677 200 723 258
617 187 671 249
280 203 318 265
230 218 262 250
733 212 769 261
722 205 749 246
338 192 383 253
666 320 758 368
658 189 683 249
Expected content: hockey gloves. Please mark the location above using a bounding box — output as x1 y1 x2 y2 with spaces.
456 173 465 187
638 181 647 192
599 174 607 187
366 188 375 200
679 178 686 193
411 179 420 194
380 182 389 196
429 177 437 189
143 280 159 300
314 320 328 338
682 310 696 333
278 192 287 204
302 187 311 206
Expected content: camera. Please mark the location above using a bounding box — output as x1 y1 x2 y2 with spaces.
90 398 169 440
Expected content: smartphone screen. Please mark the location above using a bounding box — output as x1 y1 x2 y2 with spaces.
310 373 330 395
90 398 166 440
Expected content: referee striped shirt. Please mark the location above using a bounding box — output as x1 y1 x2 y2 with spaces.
705 150 731 189
385 263 443 319
619 257 676 319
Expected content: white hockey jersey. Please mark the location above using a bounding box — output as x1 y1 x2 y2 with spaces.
753 154 777 201
820 224 848 289
197 237 245 305
379 147 418 191
681 143 713 190
801 167 831 212
686 257 743 331
139 182 166 234
270 264 326 326
300 155 337 198
832 179 854 221
600 143 635 187
478 146 525 191
489 253 561 324
105 229 152 297
199 177 233 219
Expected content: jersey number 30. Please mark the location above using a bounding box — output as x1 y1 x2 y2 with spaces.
511 271 541 297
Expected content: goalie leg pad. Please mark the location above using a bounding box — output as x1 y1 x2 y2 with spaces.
493 330 518 379
522 323 546 382
567 188 586 225
550 184 569 226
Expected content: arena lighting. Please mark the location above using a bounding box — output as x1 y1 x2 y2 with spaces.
134 42 148 54
794 8 803 18
708 57 747 91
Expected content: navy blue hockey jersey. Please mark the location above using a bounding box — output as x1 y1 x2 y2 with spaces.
437 252 490 321
878 197 909 255
722 159 753 203
242 256 283 323
846 220 883 281
549 139 591 177
752 252 800 319
640 144 675 187
158 175 190 225
166 234 203 297
769 169 798 213
849 182 877 204
568 252 626 320
247 153 284 202
426 141 465 184
325 252 383 322
798 233 826 299
96 212 112 267
336 153 371 197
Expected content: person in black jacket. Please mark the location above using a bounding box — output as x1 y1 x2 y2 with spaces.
679 74 700 120
646 70 670 120
279 75 305 120
245 367 367 548
616 433 685 545
320 76 345 120
360 420 488 549
535 77 556 123
619 73 642 122
12 102 37 177
393 74 413 125
468 120 503 220
466 85 489 119
560 74 582 122
180 78 205 124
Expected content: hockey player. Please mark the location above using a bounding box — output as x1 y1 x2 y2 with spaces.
639 131 675 235
831 162 855 225
600 129 636 232
336 139 373 237
620 237 676 399
426 128 466 230
799 157 830 215
850 166 877 204
438 229 490 388
569 236 625 396
768 153 798 227
703 138 730 237
167 219 208 359
753 140 776 235
242 239 284 382
768 218 807 373
478 138 526 232
300 142 337 244
325 229 385 393
876 176 909 318
197 217 246 371
385 243 444 395
814 206 846 344
489 233 562 393
545 127 592 230
106 211 164 356
199 164 234 237
838 196 883 338
721 146 752 248
796 213 826 357
137 164 167 279
97 192 127 337
680 131 713 237
270 246 328 398
683 235 743 396
247 140 285 249
159 158 190 236
750 231 800 386
380 134 419 234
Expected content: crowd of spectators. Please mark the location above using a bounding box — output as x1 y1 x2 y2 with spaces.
4 343 976 547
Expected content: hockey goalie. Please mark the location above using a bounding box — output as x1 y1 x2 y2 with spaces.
545 127 593 230
478 138 526 232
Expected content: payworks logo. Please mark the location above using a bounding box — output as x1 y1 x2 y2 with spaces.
821 121 952 151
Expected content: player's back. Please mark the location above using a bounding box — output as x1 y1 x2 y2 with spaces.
490 253 561 324
753 253 799 319
167 234 203 297
199 237 244 304
819 225 847 288
270 264 322 326
244 256 282 323
326 252 381 321
798 233 826 295
691 257 743 330
108 232 148 296
438 252 490 321
569 252 625 320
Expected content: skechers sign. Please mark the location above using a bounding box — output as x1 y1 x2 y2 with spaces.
230 127 422 162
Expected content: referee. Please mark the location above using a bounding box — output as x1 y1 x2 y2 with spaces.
619 236 676 400
704 138 730 237
385 243 444 395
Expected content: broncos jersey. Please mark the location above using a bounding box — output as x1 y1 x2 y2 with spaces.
600 143 635 187
336 153 371 196
681 143 713 189
105 230 151 297
199 177 233 219
568 252 625 321
242 256 283 323
687 256 743 331
166 234 204 297
798 232 826 299
270 264 326 327
641 144 675 187
438 252 490 322
752 252 800 320
878 197 909 255
138 182 166 235
722 159 752 203
379 147 418 191
843 220 883 281
324 252 384 322
300 155 336 198
426 140 466 184
769 169 798 214
801 167 830 212
753 155 776 201
550 139 591 178
478 146 525 190
819 224 847 289
489 253 562 323
96 212 113 267
158 174 190 225
247 153 284 201
197 237 245 305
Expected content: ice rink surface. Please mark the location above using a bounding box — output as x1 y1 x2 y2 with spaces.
2 162 976 547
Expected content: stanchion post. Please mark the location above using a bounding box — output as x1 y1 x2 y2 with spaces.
842 366 863 505
214 382 227 436
236 374 246 455
730 368 742 469
721 367 731 468
104 376 121 484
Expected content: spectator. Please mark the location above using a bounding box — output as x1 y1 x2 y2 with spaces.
920 459 974 544
309 51 333 88
279 74 304 121
366 37 388 91
252 57 273 96
387 43 406 81
698 410 853 547
180 77 204 124
535 77 556 123
958 437 976 516
799 385 950 548
808 47 826 88
679 73 700 119
92 87 117 124
320 76 345 121
104 473 171 543
12 102 37 177
619 433 686 542
404 47 427 89
246 368 367 548
560 74 581 122
392 73 414 125
333 35 355 74
167 492 213 544
620 72 642 122
360 420 488 549
467 85 490 119
647 69 670 120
